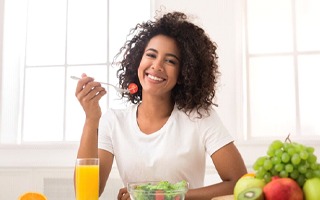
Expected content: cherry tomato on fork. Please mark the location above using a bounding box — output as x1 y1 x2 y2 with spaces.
128 83 138 94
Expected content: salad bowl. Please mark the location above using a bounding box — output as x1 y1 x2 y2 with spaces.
127 180 189 200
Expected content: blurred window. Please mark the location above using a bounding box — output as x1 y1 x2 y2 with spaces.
0 0 151 143
245 0 320 138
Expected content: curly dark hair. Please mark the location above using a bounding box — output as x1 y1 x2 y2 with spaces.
113 11 220 117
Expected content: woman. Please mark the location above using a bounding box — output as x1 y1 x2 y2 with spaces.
75 11 247 200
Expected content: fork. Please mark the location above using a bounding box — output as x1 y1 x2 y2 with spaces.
70 76 130 93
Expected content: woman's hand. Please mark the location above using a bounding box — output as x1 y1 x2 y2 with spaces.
117 187 131 200
75 73 106 120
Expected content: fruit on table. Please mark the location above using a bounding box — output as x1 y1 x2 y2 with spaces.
19 192 47 200
233 173 266 200
253 135 320 187
237 187 264 200
263 176 303 200
303 177 320 200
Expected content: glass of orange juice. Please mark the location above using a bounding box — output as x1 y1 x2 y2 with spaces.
76 158 99 200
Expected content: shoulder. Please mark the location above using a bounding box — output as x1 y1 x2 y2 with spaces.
172 106 224 130
175 105 219 122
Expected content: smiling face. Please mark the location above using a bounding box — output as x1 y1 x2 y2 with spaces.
138 34 181 98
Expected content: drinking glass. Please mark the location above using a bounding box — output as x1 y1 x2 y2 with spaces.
75 158 99 200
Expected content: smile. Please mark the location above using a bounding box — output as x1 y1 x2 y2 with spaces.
147 74 165 82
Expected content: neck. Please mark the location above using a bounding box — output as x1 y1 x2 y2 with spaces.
137 95 174 120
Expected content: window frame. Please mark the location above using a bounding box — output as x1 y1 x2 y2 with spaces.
243 0 320 141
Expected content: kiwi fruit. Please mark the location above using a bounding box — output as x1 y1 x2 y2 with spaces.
237 187 264 200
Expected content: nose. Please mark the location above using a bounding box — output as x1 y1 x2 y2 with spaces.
151 59 164 71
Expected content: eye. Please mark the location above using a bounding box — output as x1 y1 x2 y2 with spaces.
146 53 156 58
165 59 177 65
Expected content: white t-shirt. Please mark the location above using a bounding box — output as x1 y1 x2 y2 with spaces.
98 104 233 189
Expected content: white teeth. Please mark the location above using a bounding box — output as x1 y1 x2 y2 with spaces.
147 74 164 81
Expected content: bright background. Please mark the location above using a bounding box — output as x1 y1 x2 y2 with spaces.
0 0 319 199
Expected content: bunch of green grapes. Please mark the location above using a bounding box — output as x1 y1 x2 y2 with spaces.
253 138 320 187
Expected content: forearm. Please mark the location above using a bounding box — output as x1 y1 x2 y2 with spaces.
77 118 100 158
185 180 236 200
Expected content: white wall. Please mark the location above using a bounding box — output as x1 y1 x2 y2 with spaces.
0 0 4 112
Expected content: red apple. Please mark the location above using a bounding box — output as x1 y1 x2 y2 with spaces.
263 177 303 200
303 177 320 200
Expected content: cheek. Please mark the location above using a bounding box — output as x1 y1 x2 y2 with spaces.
137 65 145 80
170 68 180 81
137 58 150 76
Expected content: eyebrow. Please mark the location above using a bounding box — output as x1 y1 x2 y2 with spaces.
146 48 180 61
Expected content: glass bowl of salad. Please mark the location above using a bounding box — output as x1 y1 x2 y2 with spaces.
127 180 189 200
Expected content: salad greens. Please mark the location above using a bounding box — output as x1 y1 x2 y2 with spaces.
130 180 188 200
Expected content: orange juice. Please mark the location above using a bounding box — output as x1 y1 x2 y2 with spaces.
76 164 99 200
